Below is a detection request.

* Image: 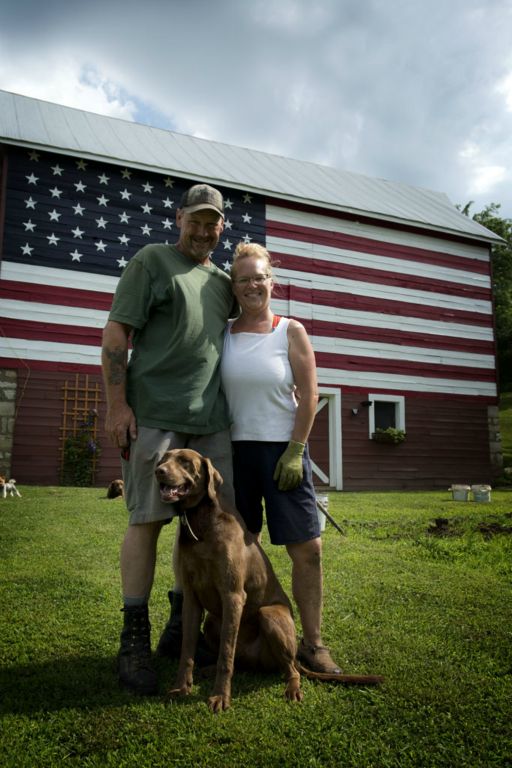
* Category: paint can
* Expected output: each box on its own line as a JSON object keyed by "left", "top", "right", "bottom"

{"left": 316, "top": 494, "right": 328, "bottom": 532}
{"left": 471, "top": 484, "right": 492, "bottom": 503}
{"left": 450, "top": 484, "right": 471, "bottom": 502}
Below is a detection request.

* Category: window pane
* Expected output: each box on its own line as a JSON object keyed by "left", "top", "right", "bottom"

{"left": 374, "top": 401, "right": 396, "bottom": 430}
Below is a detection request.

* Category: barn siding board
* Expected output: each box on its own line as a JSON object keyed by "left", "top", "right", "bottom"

{"left": 10, "top": 369, "right": 120, "bottom": 487}
{"left": 342, "top": 393, "right": 493, "bottom": 490}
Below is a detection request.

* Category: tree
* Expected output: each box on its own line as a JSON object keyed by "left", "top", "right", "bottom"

{"left": 460, "top": 203, "right": 512, "bottom": 391}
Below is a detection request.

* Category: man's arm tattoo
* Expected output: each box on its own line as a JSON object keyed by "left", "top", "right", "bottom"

{"left": 105, "top": 347, "right": 127, "bottom": 385}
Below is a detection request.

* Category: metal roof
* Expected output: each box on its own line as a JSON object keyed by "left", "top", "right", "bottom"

{"left": 0, "top": 89, "right": 501, "bottom": 243}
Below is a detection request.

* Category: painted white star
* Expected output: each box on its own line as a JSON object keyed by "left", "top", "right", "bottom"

{"left": 51, "top": 164, "right": 64, "bottom": 176}
{"left": 222, "top": 260, "right": 232, "bottom": 272}
{"left": 141, "top": 203, "right": 152, "bottom": 215}
{"left": 98, "top": 173, "right": 110, "bottom": 185}
{"left": 96, "top": 217, "right": 108, "bottom": 229}
{"left": 73, "top": 203, "right": 85, "bottom": 216}
{"left": 48, "top": 209, "right": 61, "bottom": 222}
{"left": 74, "top": 180, "right": 87, "bottom": 193}
{"left": 162, "top": 197, "right": 174, "bottom": 209}
{"left": 26, "top": 173, "right": 38, "bottom": 185}
{"left": 143, "top": 182, "right": 154, "bottom": 193}
{"left": 97, "top": 195, "right": 109, "bottom": 206}
{"left": 117, "top": 256, "right": 129, "bottom": 268}
{"left": 47, "top": 233, "right": 59, "bottom": 246}
{"left": 21, "top": 243, "right": 34, "bottom": 255}
{"left": 28, "top": 151, "right": 40, "bottom": 162}
{"left": 23, "top": 220, "right": 36, "bottom": 232}
{"left": 224, "top": 218, "right": 233, "bottom": 230}
{"left": 72, "top": 226, "right": 85, "bottom": 239}
{"left": 50, "top": 187, "right": 63, "bottom": 198}
{"left": 141, "top": 224, "right": 152, "bottom": 236}
{"left": 223, "top": 239, "right": 233, "bottom": 250}
{"left": 70, "top": 249, "right": 82, "bottom": 262}
{"left": 242, "top": 234, "right": 253, "bottom": 244}
{"left": 243, "top": 194, "right": 253, "bottom": 204}
{"left": 76, "top": 160, "right": 87, "bottom": 170}
{"left": 161, "top": 218, "right": 173, "bottom": 230}
{"left": 164, "top": 177, "right": 174, "bottom": 188}
{"left": 121, "top": 168, "right": 132, "bottom": 179}
{"left": 242, "top": 213, "right": 252, "bottom": 223}
{"left": 95, "top": 240, "right": 107, "bottom": 252}
{"left": 118, "top": 234, "right": 130, "bottom": 245}
{"left": 224, "top": 198, "right": 233, "bottom": 210}
{"left": 120, "top": 189, "right": 131, "bottom": 200}
{"left": 25, "top": 197, "right": 37, "bottom": 209}
{"left": 119, "top": 211, "right": 131, "bottom": 224}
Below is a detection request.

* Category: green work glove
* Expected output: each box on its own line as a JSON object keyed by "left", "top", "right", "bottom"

{"left": 273, "top": 440, "right": 305, "bottom": 491}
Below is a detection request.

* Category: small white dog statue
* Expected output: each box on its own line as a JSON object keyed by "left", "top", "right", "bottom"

{"left": 2, "top": 479, "right": 22, "bottom": 498}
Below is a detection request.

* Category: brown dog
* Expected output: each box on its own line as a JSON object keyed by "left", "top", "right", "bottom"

{"left": 107, "top": 479, "right": 124, "bottom": 499}
{"left": 155, "top": 448, "right": 303, "bottom": 712}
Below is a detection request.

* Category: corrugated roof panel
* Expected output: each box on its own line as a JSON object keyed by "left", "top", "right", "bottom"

{"left": 0, "top": 89, "right": 501, "bottom": 243}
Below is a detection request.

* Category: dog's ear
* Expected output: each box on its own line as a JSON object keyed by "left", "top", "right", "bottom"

{"left": 202, "top": 457, "right": 223, "bottom": 501}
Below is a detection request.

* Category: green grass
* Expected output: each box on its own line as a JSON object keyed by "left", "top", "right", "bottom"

{"left": 1, "top": 487, "right": 512, "bottom": 767}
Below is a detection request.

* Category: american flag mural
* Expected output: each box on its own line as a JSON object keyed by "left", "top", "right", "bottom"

{"left": 0, "top": 146, "right": 497, "bottom": 403}
{"left": 0, "top": 147, "right": 265, "bottom": 371}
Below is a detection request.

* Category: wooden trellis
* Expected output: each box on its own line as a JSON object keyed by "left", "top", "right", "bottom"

{"left": 59, "top": 373, "right": 101, "bottom": 484}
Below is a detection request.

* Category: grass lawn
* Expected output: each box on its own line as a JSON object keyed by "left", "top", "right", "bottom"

{"left": 1, "top": 486, "right": 511, "bottom": 767}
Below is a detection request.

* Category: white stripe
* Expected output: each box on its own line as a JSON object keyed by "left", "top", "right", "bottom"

{"left": 310, "top": 336, "right": 495, "bottom": 369}
{"left": 0, "top": 337, "right": 100, "bottom": 365}
{"left": 267, "top": 205, "right": 490, "bottom": 262}
{"left": 274, "top": 267, "right": 492, "bottom": 315}
{"left": 271, "top": 299, "right": 494, "bottom": 341}
{"left": 1, "top": 299, "right": 108, "bottom": 327}
{"left": 316, "top": 367, "right": 497, "bottom": 398}
{"left": 267, "top": 235, "right": 491, "bottom": 289}
{"left": 1, "top": 260, "right": 119, "bottom": 293}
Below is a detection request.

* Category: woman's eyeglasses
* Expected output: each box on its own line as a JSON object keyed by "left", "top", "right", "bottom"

{"left": 232, "top": 275, "right": 271, "bottom": 286}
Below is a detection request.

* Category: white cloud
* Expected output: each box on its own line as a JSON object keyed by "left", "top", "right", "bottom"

{"left": 468, "top": 165, "right": 507, "bottom": 195}
{"left": 0, "top": 55, "right": 137, "bottom": 120}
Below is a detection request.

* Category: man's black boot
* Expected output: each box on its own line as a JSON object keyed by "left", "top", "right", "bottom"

{"left": 156, "top": 590, "right": 217, "bottom": 666}
{"left": 156, "top": 590, "right": 183, "bottom": 658}
{"left": 118, "top": 605, "right": 158, "bottom": 695}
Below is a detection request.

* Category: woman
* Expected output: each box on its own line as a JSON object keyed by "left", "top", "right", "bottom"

{"left": 221, "top": 242, "right": 341, "bottom": 674}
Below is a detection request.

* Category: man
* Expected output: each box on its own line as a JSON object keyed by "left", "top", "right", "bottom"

{"left": 102, "top": 183, "right": 236, "bottom": 695}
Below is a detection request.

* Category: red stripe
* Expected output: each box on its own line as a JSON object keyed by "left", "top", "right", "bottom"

{"left": 0, "top": 317, "right": 102, "bottom": 346}
{"left": 314, "top": 351, "right": 496, "bottom": 382}
{"left": 300, "top": 317, "right": 494, "bottom": 354}
{"left": 0, "top": 279, "right": 114, "bottom": 310}
{"left": 267, "top": 217, "right": 490, "bottom": 273}
{"left": 281, "top": 284, "right": 491, "bottom": 326}
{"left": 272, "top": 251, "right": 491, "bottom": 300}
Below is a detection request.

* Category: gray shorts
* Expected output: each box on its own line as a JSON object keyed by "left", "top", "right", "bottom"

{"left": 122, "top": 426, "right": 234, "bottom": 525}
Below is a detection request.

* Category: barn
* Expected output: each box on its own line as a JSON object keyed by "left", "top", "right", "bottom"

{"left": 0, "top": 89, "right": 502, "bottom": 491}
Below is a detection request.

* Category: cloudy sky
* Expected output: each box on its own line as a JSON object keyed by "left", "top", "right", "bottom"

{"left": 1, "top": 0, "right": 511, "bottom": 218}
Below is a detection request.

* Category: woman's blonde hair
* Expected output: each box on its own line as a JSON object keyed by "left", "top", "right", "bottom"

{"left": 231, "top": 242, "right": 275, "bottom": 280}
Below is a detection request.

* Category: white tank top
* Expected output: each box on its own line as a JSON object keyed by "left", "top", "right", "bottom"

{"left": 221, "top": 317, "right": 297, "bottom": 441}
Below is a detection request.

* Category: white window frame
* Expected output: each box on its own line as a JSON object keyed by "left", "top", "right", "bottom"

{"left": 368, "top": 394, "right": 405, "bottom": 439}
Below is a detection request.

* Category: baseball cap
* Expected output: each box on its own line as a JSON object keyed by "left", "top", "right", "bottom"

{"left": 179, "top": 183, "right": 224, "bottom": 218}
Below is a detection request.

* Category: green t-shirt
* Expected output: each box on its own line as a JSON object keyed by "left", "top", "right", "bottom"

{"left": 108, "top": 243, "right": 236, "bottom": 433}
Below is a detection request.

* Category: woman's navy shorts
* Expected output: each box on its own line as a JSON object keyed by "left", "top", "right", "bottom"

{"left": 232, "top": 441, "right": 320, "bottom": 545}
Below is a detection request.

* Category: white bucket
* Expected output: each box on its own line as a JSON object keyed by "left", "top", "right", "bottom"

{"left": 316, "top": 494, "right": 328, "bottom": 532}
{"left": 450, "top": 484, "right": 471, "bottom": 502}
{"left": 471, "top": 484, "right": 492, "bottom": 503}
